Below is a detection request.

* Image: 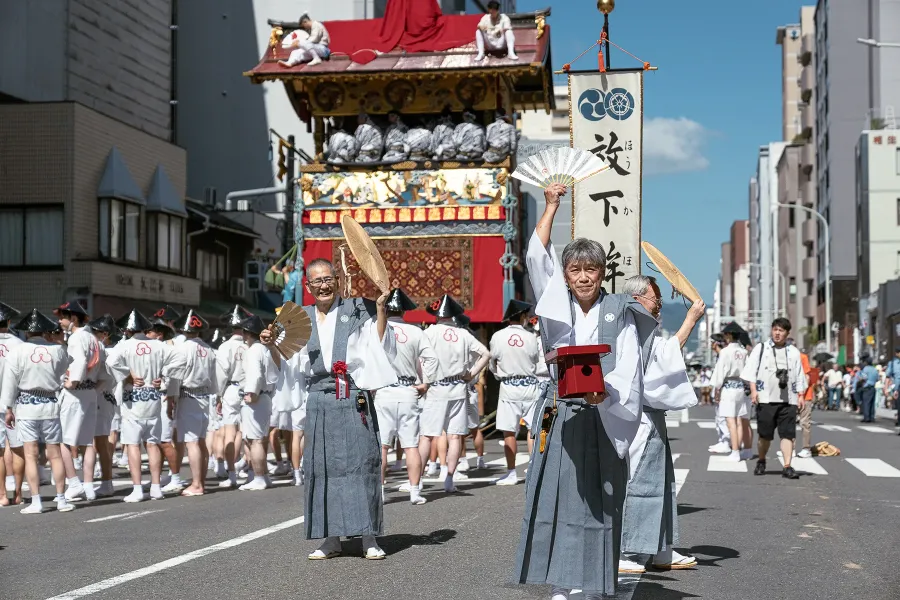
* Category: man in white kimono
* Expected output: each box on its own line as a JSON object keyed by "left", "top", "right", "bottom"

{"left": 278, "top": 13, "right": 331, "bottom": 67}
{"left": 268, "top": 308, "right": 305, "bottom": 487}
{"left": 86, "top": 315, "right": 120, "bottom": 499}
{"left": 236, "top": 315, "right": 278, "bottom": 492}
{"left": 515, "top": 183, "right": 702, "bottom": 599}
{"left": 421, "top": 295, "right": 490, "bottom": 494}
{"left": 405, "top": 121, "right": 433, "bottom": 162}
{"left": 374, "top": 288, "right": 438, "bottom": 505}
{"left": 707, "top": 333, "right": 732, "bottom": 454}
{"left": 355, "top": 113, "right": 384, "bottom": 163}
{"left": 55, "top": 301, "right": 103, "bottom": 503}
{"left": 2, "top": 310, "right": 74, "bottom": 514}
{"left": 264, "top": 258, "right": 396, "bottom": 560}
{"left": 475, "top": 1, "right": 518, "bottom": 61}
{"left": 381, "top": 111, "right": 410, "bottom": 163}
{"left": 0, "top": 301, "right": 25, "bottom": 507}
{"left": 326, "top": 119, "right": 359, "bottom": 164}
{"left": 171, "top": 310, "right": 218, "bottom": 496}
{"left": 620, "top": 275, "right": 703, "bottom": 574}
{"left": 489, "top": 299, "right": 541, "bottom": 486}
{"left": 215, "top": 307, "right": 251, "bottom": 489}
{"left": 711, "top": 322, "right": 752, "bottom": 462}
{"left": 432, "top": 108, "right": 458, "bottom": 161}
{"left": 107, "top": 310, "right": 186, "bottom": 503}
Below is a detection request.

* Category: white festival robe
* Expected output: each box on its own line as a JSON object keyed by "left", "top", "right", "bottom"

{"left": 489, "top": 324, "right": 541, "bottom": 404}
{"left": 527, "top": 232, "right": 691, "bottom": 458}
{"left": 423, "top": 323, "right": 489, "bottom": 403}
{"left": 173, "top": 338, "right": 218, "bottom": 420}
{"left": 107, "top": 334, "right": 186, "bottom": 421}
{"left": 296, "top": 300, "right": 398, "bottom": 391}
{"left": 0, "top": 339, "right": 70, "bottom": 420}
{"left": 272, "top": 353, "right": 304, "bottom": 415}
{"left": 215, "top": 334, "right": 247, "bottom": 408}
{"left": 377, "top": 317, "right": 439, "bottom": 403}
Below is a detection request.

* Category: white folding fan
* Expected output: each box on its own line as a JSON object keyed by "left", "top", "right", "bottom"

{"left": 511, "top": 147, "right": 611, "bottom": 188}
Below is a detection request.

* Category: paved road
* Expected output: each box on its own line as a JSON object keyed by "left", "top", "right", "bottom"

{"left": 2, "top": 405, "right": 898, "bottom": 599}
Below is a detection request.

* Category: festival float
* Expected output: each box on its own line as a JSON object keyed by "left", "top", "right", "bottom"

{"left": 244, "top": 0, "right": 555, "bottom": 323}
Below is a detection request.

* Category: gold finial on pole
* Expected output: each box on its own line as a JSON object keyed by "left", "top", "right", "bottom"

{"left": 597, "top": 0, "right": 615, "bottom": 15}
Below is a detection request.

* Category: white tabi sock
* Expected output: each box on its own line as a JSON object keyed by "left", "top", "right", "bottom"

{"left": 439, "top": 465, "right": 448, "bottom": 479}
{"left": 66, "top": 476, "right": 81, "bottom": 487}
{"left": 550, "top": 587, "right": 570, "bottom": 600}
{"left": 293, "top": 468, "right": 302, "bottom": 480}
{"left": 361, "top": 535, "right": 381, "bottom": 551}
{"left": 132, "top": 484, "right": 143, "bottom": 495}
{"left": 149, "top": 484, "right": 162, "bottom": 495}
{"left": 5, "top": 475, "right": 15, "bottom": 488}
{"left": 31, "top": 495, "right": 44, "bottom": 509}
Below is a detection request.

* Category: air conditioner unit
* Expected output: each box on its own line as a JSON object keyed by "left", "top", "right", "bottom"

{"left": 245, "top": 261, "right": 266, "bottom": 292}
{"left": 229, "top": 278, "right": 245, "bottom": 298}
{"left": 204, "top": 186, "right": 218, "bottom": 208}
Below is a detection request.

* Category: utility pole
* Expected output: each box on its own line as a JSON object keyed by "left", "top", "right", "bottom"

{"left": 283, "top": 134, "right": 296, "bottom": 258}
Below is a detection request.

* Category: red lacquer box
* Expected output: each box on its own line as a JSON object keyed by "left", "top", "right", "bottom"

{"left": 544, "top": 345, "right": 612, "bottom": 399}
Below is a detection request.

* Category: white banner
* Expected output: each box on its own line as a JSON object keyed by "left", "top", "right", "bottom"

{"left": 570, "top": 71, "right": 643, "bottom": 293}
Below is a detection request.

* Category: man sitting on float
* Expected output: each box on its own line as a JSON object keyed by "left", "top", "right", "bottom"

{"left": 279, "top": 13, "right": 331, "bottom": 68}
{"left": 475, "top": 1, "right": 518, "bottom": 62}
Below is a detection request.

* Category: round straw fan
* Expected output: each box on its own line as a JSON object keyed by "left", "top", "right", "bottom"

{"left": 341, "top": 215, "right": 390, "bottom": 294}
{"left": 641, "top": 241, "right": 701, "bottom": 303}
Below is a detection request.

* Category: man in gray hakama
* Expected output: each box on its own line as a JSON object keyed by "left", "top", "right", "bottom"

{"left": 514, "top": 183, "right": 704, "bottom": 600}
{"left": 619, "top": 275, "right": 703, "bottom": 573}
{"left": 453, "top": 111, "right": 486, "bottom": 161}
{"left": 270, "top": 258, "right": 396, "bottom": 560}
{"left": 354, "top": 113, "right": 384, "bottom": 163}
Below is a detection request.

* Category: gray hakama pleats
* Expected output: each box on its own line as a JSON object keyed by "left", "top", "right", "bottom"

{"left": 302, "top": 298, "right": 384, "bottom": 540}
{"left": 621, "top": 408, "right": 677, "bottom": 555}
{"left": 514, "top": 390, "right": 627, "bottom": 595}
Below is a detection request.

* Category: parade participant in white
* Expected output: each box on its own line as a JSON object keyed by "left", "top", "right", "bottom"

{"left": 483, "top": 108, "right": 518, "bottom": 163}
{"left": 431, "top": 108, "right": 458, "bottom": 161}
{"left": 514, "top": 183, "right": 695, "bottom": 599}
{"left": 284, "top": 258, "right": 397, "bottom": 561}
{"left": 707, "top": 334, "right": 732, "bottom": 454}
{"left": 215, "top": 306, "right": 251, "bottom": 489}
{"left": 741, "top": 317, "right": 807, "bottom": 480}
{"left": 145, "top": 318, "right": 186, "bottom": 491}
{"left": 711, "top": 323, "right": 752, "bottom": 461}
{"left": 374, "top": 289, "right": 438, "bottom": 505}
{"left": 0, "top": 301, "right": 25, "bottom": 507}
{"left": 269, "top": 328, "right": 305, "bottom": 487}
{"left": 421, "top": 295, "right": 490, "bottom": 493}
{"left": 107, "top": 310, "right": 186, "bottom": 502}
{"left": 490, "top": 299, "right": 541, "bottom": 486}
{"left": 475, "top": 1, "right": 518, "bottom": 61}
{"left": 382, "top": 111, "right": 410, "bottom": 162}
{"left": 234, "top": 315, "right": 277, "bottom": 491}
{"left": 453, "top": 111, "right": 486, "bottom": 161}
{"left": 355, "top": 113, "right": 384, "bottom": 163}
{"left": 86, "top": 315, "right": 121, "bottom": 499}
{"left": 619, "top": 275, "right": 702, "bottom": 574}
{"left": 54, "top": 301, "right": 102, "bottom": 502}
{"left": 326, "top": 119, "right": 359, "bottom": 164}
{"left": 171, "top": 311, "right": 218, "bottom": 496}
{"left": 278, "top": 13, "right": 331, "bottom": 67}
{"left": 1, "top": 310, "right": 74, "bottom": 514}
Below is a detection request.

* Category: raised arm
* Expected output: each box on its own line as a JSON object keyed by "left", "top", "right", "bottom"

{"left": 675, "top": 299, "right": 706, "bottom": 349}
{"left": 535, "top": 183, "right": 566, "bottom": 249}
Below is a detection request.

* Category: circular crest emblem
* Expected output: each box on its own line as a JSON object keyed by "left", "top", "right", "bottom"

{"left": 604, "top": 313, "right": 615, "bottom": 323}
{"left": 340, "top": 315, "right": 350, "bottom": 323}
{"left": 604, "top": 88, "right": 635, "bottom": 120}
{"left": 577, "top": 88, "right": 607, "bottom": 121}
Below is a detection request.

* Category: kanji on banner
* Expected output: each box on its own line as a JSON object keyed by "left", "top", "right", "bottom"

{"left": 569, "top": 70, "right": 643, "bottom": 293}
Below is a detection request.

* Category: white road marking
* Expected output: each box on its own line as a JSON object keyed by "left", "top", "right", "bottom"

{"left": 779, "top": 456, "right": 828, "bottom": 475}
{"left": 665, "top": 419, "right": 680, "bottom": 428}
{"left": 84, "top": 512, "right": 139, "bottom": 523}
{"left": 45, "top": 516, "right": 306, "bottom": 600}
{"left": 858, "top": 425, "right": 892, "bottom": 433}
{"left": 707, "top": 455, "right": 748, "bottom": 473}
{"left": 681, "top": 408, "right": 690, "bottom": 423}
{"left": 820, "top": 424, "right": 852, "bottom": 432}
{"left": 121, "top": 510, "right": 166, "bottom": 520}
{"left": 674, "top": 468, "right": 689, "bottom": 496}
{"left": 671, "top": 453, "right": 681, "bottom": 463}
{"left": 696, "top": 422, "right": 717, "bottom": 429}
{"left": 846, "top": 458, "right": 900, "bottom": 478}
{"left": 750, "top": 421, "right": 758, "bottom": 430}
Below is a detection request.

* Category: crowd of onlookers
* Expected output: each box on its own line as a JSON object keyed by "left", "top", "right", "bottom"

{"left": 816, "top": 355, "right": 899, "bottom": 418}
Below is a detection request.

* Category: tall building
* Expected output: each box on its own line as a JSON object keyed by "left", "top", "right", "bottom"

{"left": 776, "top": 24, "right": 803, "bottom": 141}
{"left": 720, "top": 242, "right": 733, "bottom": 324}
{"left": 813, "top": 0, "right": 870, "bottom": 344}
{"left": 856, "top": 130, "right": 900, "bottom": 297}
{"left": 750, "top": 143, "right": 788, "bottom": 339}
{"left": 776, "top": 145, "right": 802, "bottom": 331}
{"left": 0, "top": 0, "right": 201, "bottom": 315}
{"left": 731, "top": 220, "right": 751, "bottom": 331}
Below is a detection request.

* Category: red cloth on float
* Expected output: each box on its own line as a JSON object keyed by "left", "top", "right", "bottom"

{"left": 324, "top": 0, "right": 480, "bottom": 64}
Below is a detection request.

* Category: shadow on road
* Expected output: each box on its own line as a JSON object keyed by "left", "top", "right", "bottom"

{"left": 688, "top": 544, "right": 740, "bottom": 568}
{"left": 632, "top": 582, "right": 701, "bottom": 599}
{"left": 379, "top": 528, "right": 457, "bottom": 555}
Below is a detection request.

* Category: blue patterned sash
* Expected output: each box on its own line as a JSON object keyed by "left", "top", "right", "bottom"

{"left": 124, "top": 387, "right": 161, "bottom": 403}
{"left": 16, "top": 389, "right": 59, "bottom": 405}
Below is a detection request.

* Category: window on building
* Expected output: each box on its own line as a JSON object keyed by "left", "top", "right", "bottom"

{"left": 196, "top": 249, "right": 226, "bottom": 291}
{"left": 147, "top": 213, "right": 183, "bottom": 273}
{"left": 99, "top": 199, "right": 140, "bottom": 263}
{"left": 0, "top": 207, "right": 65, "bottom": 267}
{"left": 789, "top": 207, "right": 795, "bottom": 228}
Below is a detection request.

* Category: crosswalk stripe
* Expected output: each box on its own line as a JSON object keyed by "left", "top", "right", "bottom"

{"left": 696, "top": 422, "right": 717, "bottom": 429}
{"left": 858, "top": 425, "right": 893, "bottom": 433}
{"left": 707, "top": 455, "right": 748, "bottom": 473}
{"left": 778, "top": 456, "right": 828, "bottom": 475}
{"left": 819, "top": 424, "right": 852, "bottom": 432}
{"left": 673, "top": 468, "right": 689, "bottom": 496}
{"left": 665, "top": 420, "right": 680, "bottom": 428}
{"left": 680, "top": 408, "right": 690, "bottom": 423}
{"left": 846, "top": 458, "right": 900, "bottom": 478}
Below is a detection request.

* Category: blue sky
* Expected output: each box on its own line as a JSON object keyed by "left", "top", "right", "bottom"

{"left": 519, "top": 0, "right": 810, "bottom": 301}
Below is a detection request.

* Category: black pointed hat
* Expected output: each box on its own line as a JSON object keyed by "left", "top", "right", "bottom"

{"left": 0, "top": 301, "right": 21, "bottom": 323}
{"left": 152, "top": 305, "right": 181, "bottom": 322}
{"left": 451, "top": 313, "right": 471, "bottom": 329}
{"left": 221, "top": 304, "right": 254, "bottom": 327}
{"left": 149, "top": 318, "right": 175, "bottom": 340}
{"left": 721, "top": 322, "right": 746, "bottom": 336}
{"left": 176, "top": 309, "right": 209, "bottom": 333}
{"left": 116, "top": 310, "right": 152, "bottom": 333}
{"left": 88, "top": 314, "right": 118, "bottom": 335}
{"left": 15, "top": 309, "right": 58, "bottom": 335}
{"left": 237, "top": 314, "right": 265, "bottom": 336}
{"left": 426, "top": 294, "right": 465, "bottom": 319}
{"left": 386, "top": 288, "right": 418, "bottom": 314}
{"left": 55, "top": 300, "right": 89, "bottom": 317}
{"left": 503, "top": 299, "right": 532, "bottom": 322}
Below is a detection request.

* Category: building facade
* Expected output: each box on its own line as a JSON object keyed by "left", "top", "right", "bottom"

{"left": 856, "top": 130, "right": 900, "bottom": 297}
{"left": 776, "top": 24, "right": 803, "bottom": 142}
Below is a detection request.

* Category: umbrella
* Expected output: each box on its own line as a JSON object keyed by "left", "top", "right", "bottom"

{"left": 813, "top": 352, "right": 834, "bottom": 363}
